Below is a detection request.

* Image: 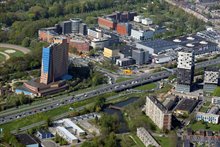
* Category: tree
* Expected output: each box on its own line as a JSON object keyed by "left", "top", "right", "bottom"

{"left": 22, "top": 37, "right": 31, "bottom": 47}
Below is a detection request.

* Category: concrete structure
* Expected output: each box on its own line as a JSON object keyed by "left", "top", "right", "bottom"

{"left": 137, "top": 127, "right": 160, "bottom": 147}
{"left": 145, "top": 96, "right": 172, "bottom": 130}
{"left": 204, "top": 67, "right": 220, "bottom": 92}
{"left": 212, "top": 97, "right": 220, "bottom": 105}
{"left": 63, "top": 118, "right": 86, "bottom": 136}
{"left": 69, "top": 39, "right": 90, "bottom": 53}
{"left": 116, "top": 58, "right": 135, "bottom": 67}
{"left": 88, "top": 28, "right": 103, "bottom": 39}
{"left": 103, "top": 46, "right": 120, "bottom": 58}
{"left": 196, "top": 112, "right": 219, "bottom": 124}
{"left": 134, "top": 15, "right": 144, "bottom": 23}
{"left": 132, "top": 49, "right": 149, "bottom": 65}
{"left": 136, "top": 39, "right": 178, "bottom": 55}
{"left": 130, "top": 29, "right": 154, "bottom": 40}
{"left": 176, "top": 50, "right": 195, "bottom": 93}
{"left": 56, "top": 126, "right": 78, "bottom": 144}
{"left": 16, "top": 134, "right": 39, "bottom": 147}
{"left": 60, "top": 21, "right": 72, "bottom": 35}
{"left": 153, "top": 54, "right": 172, "bottom": 64}
{"left": 79, "top": 23, "right": 87, "bottom": 36}
{"left": 174, "top": 99, "right": 197, "bottom": 115}
{"left": 70, "top": 18, "right": 82, "bottom": 34}
{"left": 141, "top": 18, "right": 153, "bottom": 25}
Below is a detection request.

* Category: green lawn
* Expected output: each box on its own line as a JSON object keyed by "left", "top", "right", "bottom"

{"left": 0, "top": 53, "right": 6, "bottom": 62}
{"left": 213, "top": 86, "right": 220, "bottom": 96}
{"left": 189, "top": 121, "right": 220, "bottom": 131}
{"left": 0, "top": 47, "right": 24, "bottom": 58}
{"left": 199, "top": 106, "right": 208, "bottom": 113}
{"left": 154, "top": 136, "right": 172, "bottom": 147}
{"left": 134, "top": 83, "right": 157, "bottom": 91}
{"left": 203, "top": 101, "right": 211, "bottom": 107}
{"left": 130, "top": 134, "right": 146, "bottom": 147}
{"left": 116, "top": 77, "right": 132, "bottom": 83}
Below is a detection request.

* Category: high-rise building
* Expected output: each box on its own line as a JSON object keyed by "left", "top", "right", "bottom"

{"left": 40, "top": 39, "right": 69, "bottom": 84}
{"left": 70, "top": 18, "right": 82, "bottom": 34}
{"left": 203, "top": 67, "right": 220, "bottom": 92}
{"left": 132, "top": 49, "right": 149, "bottom": 65}
{"left": 60, "top": 21, "right": 72, "bottom": 34}
{"left": 176, "top": 50, "right": 195, "bottom": 93}
{"left": 79, "top": 23, "right": 87, "bottom": 36}
{"left": 145, "top": 96, "right": 172, "bottom": 130}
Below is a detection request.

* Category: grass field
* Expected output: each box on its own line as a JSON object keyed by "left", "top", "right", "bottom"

{"left": 134, "top": 83, "right": 157, "bottom": 91}
{"left": 129, "top": 134, "right": 145, "bottom": 147}
{"left": 0, "top": 53, "right": 6, "bottom": 62}
{"left": 189, "top": 121, "right": 220, "bottom": 131}
{"left": 155, "top": 136, "right": 172, "bottom": 147}
{"left": 116, "top": 77, "right": 132, "bottom": 83}
{"left": 0, "top": 47, "right": 24, "bottom": 60}
{"left": 199, "top": 106, "right": 208, "bottom": 113}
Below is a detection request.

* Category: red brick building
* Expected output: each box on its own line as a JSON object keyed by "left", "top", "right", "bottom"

{"left": 98, "top": 17, "right": 116, "bottom": 30}
{"left": 69, "top": 40, "right": 90, "bottom": 53}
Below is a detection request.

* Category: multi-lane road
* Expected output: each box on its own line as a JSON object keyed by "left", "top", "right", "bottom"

{"left": 0, "top": 57, "right": 220, "bottom": 125}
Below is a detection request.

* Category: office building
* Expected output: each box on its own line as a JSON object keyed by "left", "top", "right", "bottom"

{"left": 70, "top": 18, "right": 82, "bottom": 33}
{"left": 116, "top": 58, "right": 135, "bottom": 67}
{"left": 132, "top": 49, "right": 149, "bottom": 65}
{"left": 203, "top": 67, "right": 220, "bottom": 92}
{"left": 176, "top": 50, "right": 195, "bottom": 92}
{"left": 63, "top": 118, "right": 86, "bottom": 136}
{"left": 141, "top": 18, "right": 153, "bottom": 25}
{"left": 79, "top": 23, "right": 87, "bottom": 35}
{"left": 69, "top": 39, "right": 90, "bottom": 53}
{"left": 153, "top": 54, "right": 173, "bottom": 64}
{"left": 130, "top": 29, "right": 154, "bottom": 40}
{"left": 87, "top": 28, "right": 103, "bottom": 39}
{"left": 196, "top": 112, "right": 219, "bottom": 124}
{"left": 60, "top": 21, "right": 72, "bottom": 35}
{"left": 116, "top": 23, "right": 132, "bottom": 36}
{"left": 212, "top": 97, "right": 220, "bottom": 105}
{"left": 40, "top": 40, "right": 69, "bottom": 84}
{"left": 137, "top": 127, "right": 160, "bottom": 147}
{"left": 56, "top": 126, "right": 78, "bottom": 144}
{"left": 145, "top": 96, "right": 172, "bottom": 130}
{"left": 103, "top": 46, "right": 120, "bottom": 58}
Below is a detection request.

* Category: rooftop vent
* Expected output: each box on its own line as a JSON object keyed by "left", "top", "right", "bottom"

{"left": 173, "top": 39, "right": 181, "bottom": 43}
{"left": 187, "top": 37, "right": 195, "bottom": 40}
{"left": 200, "top": 41, "right": 208, "bottom": 45}
{"left": 186, "top": 43, "right": 194, "bottom": 47}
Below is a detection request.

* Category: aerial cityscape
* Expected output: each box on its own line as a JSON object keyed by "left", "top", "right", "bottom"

{"left": 0, "top": 0, "right": 220, "bottom": 147}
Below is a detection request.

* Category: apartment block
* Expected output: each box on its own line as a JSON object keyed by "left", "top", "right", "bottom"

{"left": 204, "top": 67, "right": 220, "bottom": 92}
{"left": 145, "top": 96, "right": 172, "bottom": 130}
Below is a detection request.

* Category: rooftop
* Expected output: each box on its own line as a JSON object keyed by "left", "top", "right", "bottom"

{"left": 175, "top": 99, "right": 198, "bottom": 112}
{"left": 16, "top": 134, "right": 39, "bottom": 145}
{"left": 147, "top": 96, "right": 168, "bottom": 112}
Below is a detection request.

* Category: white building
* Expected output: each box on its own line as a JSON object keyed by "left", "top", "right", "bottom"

{"left": 130, "top": 29, "right": 154, "bottom": 40}
{"left": 212, "top": 97, "right": 220, "bottom": 105}
{"left": 56, "top": 126, "right": 78, "bottom": 144}
{"left": 63, "top": 118, "right": 86, "bottom": 136}
{"left": 88, "top": 28, "right": 102, "bottom": 39}
{"left": 153, "top": 54, "right": 172, "bottom": 64}
{"left": 196, "top": 112, "right": 219, "bottom": 124}
{"left": 134, "top": 15, "right": 144, "bottom": 23}
{"left": 141, "top": 18, "right": 153, "bottom": 25}
{"left": 91, "top": 38, "right": 109, "bottom": 49}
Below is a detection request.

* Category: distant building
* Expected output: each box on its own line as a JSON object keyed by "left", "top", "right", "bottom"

{"left": 197, "top": 28, "right": 220, "bottom": 45}
{"left": 134, "top": 15, "right": 144, "bottom": 23}
{"left": 36, "top": 130, "right": 53, "bottom": 139}
{"left": 130, "top": 29, "right": 154, "bottom": 40}
{"left": 56, "top": 126, "right": 78, "bottom": 144}
{"left": 116, "top": 23, "right": 132, "bottom": 36}
{"left": 38, "top": 28, "right": 59, "bottom": 43}
{"left": 145, "top": 96, "right": 172, "bottom": 130}
{"left": 196, "top": 112, "right": 219, "bottom": 124}
{"left": 141, "top": 18, "right": 153, "bottom": 25}
{"left": 153, "top": 54, "right": 173, "bottom": 64}
{"left": 79, "top": 23, "right": 87, "bottom": 36}
{"left": 88, "top": 28, "right": 103, "bottom": 39}
{"left": 212, "top": 97, "right": 220, "bottom": 105}
{"left": 69, "top": 40, "right": 90, "bottom": 53}
{"left": 203, "top": 67, "right": 220, "bottom": 92}
{"left": 132, "top": 49, "right": 149, "bottom": 65}
{"left": 137, "top": 127, "right": 160, "bottom": 147}
{"left": 60, "top": 21, "right": 72, "bottom": 35}
{"left": 176, "top": 50, "right": 195, "bottom": 93}
{"left": 136, "top": 39, "right": 178, "bottom": 55}
{"left": 16, "top": 134, "right": 39, "bottom": 147}
{"left": 174, "top": 99, "right": 197, "bottom": 115}
{"left": 63, "top": 118, "right": 86, "bottom": 136}
{"left": 70, "top": 18, "right": 82, "bottom": 34}
{"left": 116, "top": 58, "right": 135, "bottom": 67}
{"left": 103, "top": 46, "right": 120, "bottom": 58}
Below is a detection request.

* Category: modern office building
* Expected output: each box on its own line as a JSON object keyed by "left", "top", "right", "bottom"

{"left": 79, "top": 23, "right": 87, "bottom": 36}
{"left": 176, "top": 50, "right": 195, "bottom": 93}
{"left": 145, "top": 96, "right": 172, "bottom": 130}
{"left": 203, "top": 67, "right": 220, "bottom": 92}
{"left": 40, "top": 40, "right": 69, "bottom": 84}
{"left": 132, "top": 49, "right": 149, "bottom": 65}
{"left": 137, "top": 127, "right": 160, "bottom": 147}
{"left": 70, "top": 18, "right": 82, "bottom": 33}
{"left": 103, "top": 46, "right": 120, "bottom": 58}
{"left": 60, "top": 21, "right": 72, "bottom": 35}
{"left": 130, "top": 29, "right": 154, "bottom": 40}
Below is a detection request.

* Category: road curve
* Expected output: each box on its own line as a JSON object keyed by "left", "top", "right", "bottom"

{"left": 0, "top": 43, "right": 30, "bottom": 54}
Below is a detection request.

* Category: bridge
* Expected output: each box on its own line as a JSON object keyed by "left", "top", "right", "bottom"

{"left": 109, "top": 105, "right": 123, "bottom": 110}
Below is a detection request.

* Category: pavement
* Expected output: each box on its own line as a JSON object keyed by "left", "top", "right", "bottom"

{"left": 0, "top": 43, "right": 30, "bottom": 54}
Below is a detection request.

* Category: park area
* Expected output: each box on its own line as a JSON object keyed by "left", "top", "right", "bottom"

{"left": 0, "top": 47, "right": 24, "bottom": 63}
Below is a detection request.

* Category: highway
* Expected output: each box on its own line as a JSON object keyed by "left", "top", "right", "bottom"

{"left": 0, "top": 57, "right": 220, "bottom": 125}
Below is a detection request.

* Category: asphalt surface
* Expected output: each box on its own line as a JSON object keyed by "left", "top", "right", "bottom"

{"left": 0, "top": 57, "right": 220, "bottom": 125}
{"left": 0, "top": 43, "right": 30, "bottom": 54}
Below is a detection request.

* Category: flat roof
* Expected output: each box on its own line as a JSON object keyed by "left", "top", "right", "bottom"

{"left": 175, "top": 99, "right": 197, "bottom": 112}
{"left": 16, "top": 134, "right": 38, "bottom": 145}
{"left": 56, "top": 126, "right": 77, "bottom": 140}
{"left": 63, "top": 119, "right": 85, "bottom": 133}
{"left": 137, "top": 39, "right": 178, "bottom": 53}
